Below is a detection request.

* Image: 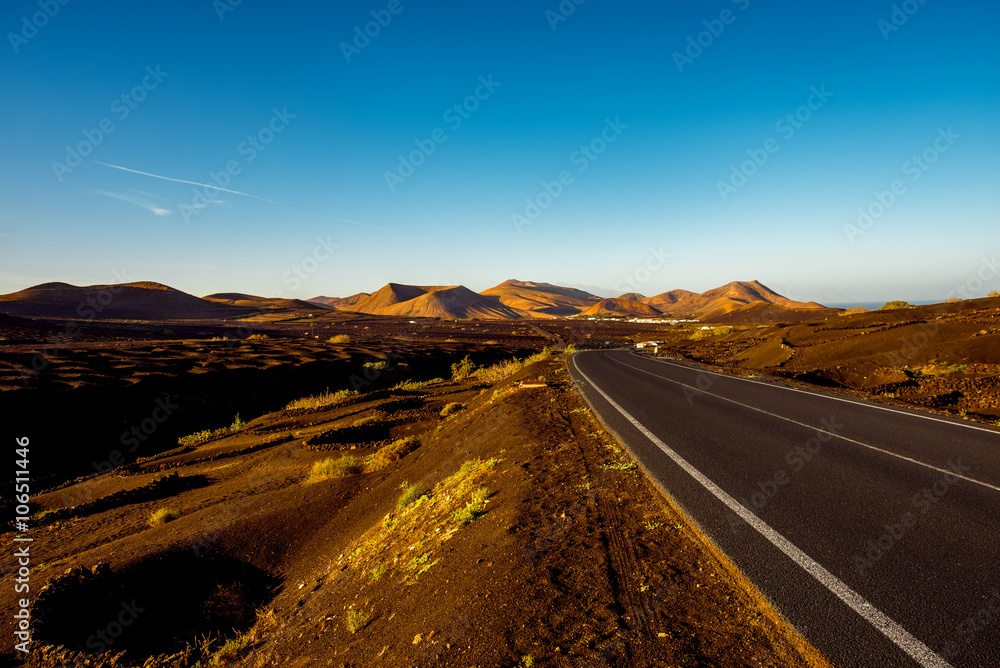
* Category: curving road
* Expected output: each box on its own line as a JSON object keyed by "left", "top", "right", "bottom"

{"left": 570, "top": 349, "right": 1000, "bottom": 668}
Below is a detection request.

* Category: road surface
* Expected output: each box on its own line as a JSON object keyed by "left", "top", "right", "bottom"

{"left": 570, "top": 349, "right": 1000, "bottom": 668}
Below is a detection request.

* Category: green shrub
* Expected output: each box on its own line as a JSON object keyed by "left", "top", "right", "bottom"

{"left": 879, "top": 300, "right": 914, "bottom": 310}
{"left": 367, "top": 437, "right": 419, "bottom": 471}
{"left": 305, "top": 455, "right": 362, "bottom": 484}
{"left": 839, "top": 306, "right": 869, "bottom": 316}
{"left": 148, "top": 508, "right": 177, "bottom": 526}
{"left": 328, "top": 334, "right": 352, "bottom": 344}
{"left": 451, "top": 356, "right": 477, "bottom": 380}
{"left": 440, "top": 402, "right": 463, "bottom": 417}
{"left": 396, "top": 482, "right": 425, "bottom": 510}
{"left": 285, "top": 388, "right": 357, "bottom": 411}
{"left": 344, "top": 608, "right": 372, "bottom": 634}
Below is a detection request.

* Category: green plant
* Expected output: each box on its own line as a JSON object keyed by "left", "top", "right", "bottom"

{"left": 879, "top": 300, "right": 914, "bottom": 310}
{"left": 521, "top": 656, "right": 535, "bottom": 667}
{"left": 305, "top": 455, "right": 362, "bottom": 484}
{"left": 229, "top": 414, "right": 245, "bottom": 431}
{"left": 344, "top": 608, "right": 372, "bottom": 634}
{"left": 564, "top": 343, "right": 576, "bottom": 353}
{"left": 148, "top": 508, "right": 177, "bottom": 526}
{"left": 392, "top": 378, "right": 444, "bottom": 391}
{"left": 362, "top": 360, "right": 389, "bottom": 370}
{"left": 452, "top": 486, "right": 490, "bottom": 526}
{"left": 367, "top": 437, "right": 419, "bottom": 471}
{"left": 451, "top": 355, "right": 477, "bottom": 380}
{"left": 440, "top": 402, "right": 464, "bottom": 417}
{"left": 397, "top": 482, "right": 425, "bottom": 510}
{"left": 369, "top": 566, "right": 386, "bottom": 581}
{"left": 945, "top": 296, "right": 963, "bottom": 304}
{"left": 839, "top": 306, "right": 869, "bottom": 316}
{"left": 285, "top": 388, "right": 357, "bottom": 411}
{"left": 328, "top": 334, "right": 352, "bottom": 344}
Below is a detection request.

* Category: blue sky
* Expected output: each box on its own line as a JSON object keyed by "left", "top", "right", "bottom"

{"left": 1, "top": 0, "right": 997, "bottom": 304}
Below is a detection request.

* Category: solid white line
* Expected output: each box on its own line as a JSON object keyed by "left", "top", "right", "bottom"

{"left": 639, "top": 352, "right": 1000, "bottom": 436}
{"left": 610, "top": 356, "right": 1000, "bottom": 494}
{"left": 571, "top": 355, "right": 954, "bottom": 668}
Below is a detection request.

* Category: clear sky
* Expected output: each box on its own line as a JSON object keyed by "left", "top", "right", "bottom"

{"left": 1, "top": 0, "right": 997, "bottom": 304}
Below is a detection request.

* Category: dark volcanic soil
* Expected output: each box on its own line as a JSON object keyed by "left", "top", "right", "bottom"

{"left": 3, "top": 348, "right": 830, "bottom": 667}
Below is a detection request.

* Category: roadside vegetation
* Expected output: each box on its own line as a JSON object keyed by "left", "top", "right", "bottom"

{"left": 177, "top": 414, "right": 246, "bottom": 446}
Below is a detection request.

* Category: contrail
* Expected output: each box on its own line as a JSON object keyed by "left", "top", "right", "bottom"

{"left": 94, "top": 160, "right": 390, "bottom": 231}
{"left": 94, "top": 161, "right": 283, "bottom": 204}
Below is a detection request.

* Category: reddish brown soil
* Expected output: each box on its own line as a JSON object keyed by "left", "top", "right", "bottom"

{"left": 3, "top": 350, "right": 831, "bottom": 668}
{"left": 659, "top": 297, "right": 1000, "bottom": 423}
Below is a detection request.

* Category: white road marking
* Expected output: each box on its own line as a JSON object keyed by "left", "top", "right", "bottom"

{"left": 642, "top": 353, "right": 1000, "bottom": 436}
{"left": 571, "top": 354, "right": 955, "bottom": 668}
{"left": 610, "top": 355, "right": 1000, "bottom": 493}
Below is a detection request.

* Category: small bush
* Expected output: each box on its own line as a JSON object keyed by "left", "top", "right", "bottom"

{"left": 344, "top": 608, "right": 372, "bottom": 634}
{"left": 564, "top": 343, "right": 576, "bottom": 353}
{"left": 148, "top": 508, "right": 177, "bottom": 526}
{"left": 392, "top": 378, "right": 443, "bottom": 391}
{"left": 306, "top": 455, "right": 362, "bottom": 484}
{"left": 328, "top": 334, "right": 352, "bottom": 344}
{"left": 363, "top": 360, "right": 389, "bottom": 370}
{"left": 839, "top": 306, "right": 869, "bottom": 316}
{"left": 285, "top": 388, "right": 357, "bottom": 411}
{"left": 367, "top": 437, "right": 419, "bottom": 471}
{"left": 879, "top": 300, "right": 914, "bottom": 310}
{"left": 452, "top": 486, "right": 490, "bottom": 526}
{"left": 397, "top": 482, "right": 425, "bottom": 510}
{"left": 945, "top": 296, "right": 963, "bottom": 304}
{"left": 440, "top": 402, "right": 463, "bottom": 418}
{"left": 451, "top": 355, "right": 477, "bottom": 380}
{"left": 989, "top": 290, "right": 1000, "bottom": 298}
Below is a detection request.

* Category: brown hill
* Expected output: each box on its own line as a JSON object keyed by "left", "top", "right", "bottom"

{"left": 698, "top": 301, "right": 841, "bottom": 325}
{"left": 0, "top": 282, "right": 254, "bottom": 320}
{"left": 481, "top": 279, "right": 601, "bottom": 317}
{"left": 646, "top": 281, "right": 824, "bottom": 317}
{"left": 308, "top": 293, "right": 369, "bottom": 309}
{"left": 204, "top": 293, "right": 325, "bottom": 310}
{"left": 579, "top": 298, "right": 663, "bottom": 318}
{"left": 349, "top": 284, "right": 526, "bottom": 320}
{"left": 618, "top": 292, "right": 646, "bottom": 301}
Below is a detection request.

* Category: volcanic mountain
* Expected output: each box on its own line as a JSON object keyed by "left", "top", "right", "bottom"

{"left": 0, "top": 282, "right": 254, "bottom": 320}
{"left": 347, "top": 283, "right": 526, "bottom": 320}
{"left": 308, "top": 293, "right": 369, "bottom": 309}
{"left": 617, "top": 293, "right": 646, "bottom": 301}
{"left": 480, "top": 279, "right": 601, "bottom": 317}
{"left": 579, "top": 298, "right": 663, "bottom": 318}
{"left": 644, "top": 281, "right": 824, "bottom": 317}
{"left": 204, "top": 293, "right": 327, "bottom": 310}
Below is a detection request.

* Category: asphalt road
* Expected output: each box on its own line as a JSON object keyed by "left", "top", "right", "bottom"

{"left": 570, "top": 349, "right": 1000, "bottom": 668}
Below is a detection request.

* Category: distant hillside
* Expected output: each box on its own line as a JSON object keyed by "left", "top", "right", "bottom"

{"left": 348, "top": 284, "right": 526, "bottom": 320}
{"left": 308, "top": 293, "right": 369, "bottom": 309}
{"left": 0, "top": 282, "right": 254, "bottom": 320}
{"left": 699, "top": 301, "right": 842, "bottom": 325}
{"left": 204, "top": 293, "right": 325, "bottom": 310}
{"left": 579, "top": 298, "right": 663, "bottom": 318}
{"left": 617, "top": 292, "right": 646, "bottom": 301}
{"left": 481, "top": 279, "right": 600, "bottom": 317}
{"left": 645, "top": 281, "right": 824, "bottom": 317}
